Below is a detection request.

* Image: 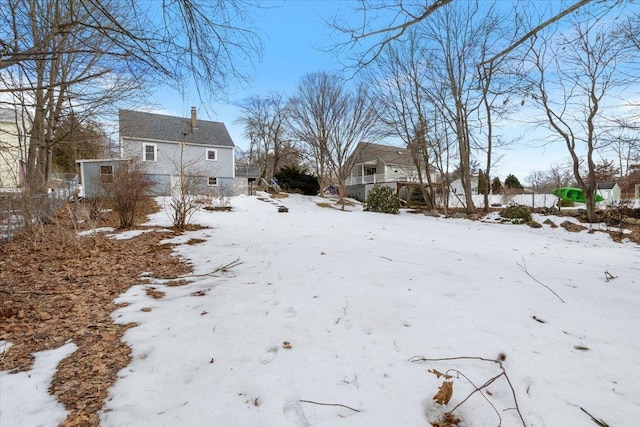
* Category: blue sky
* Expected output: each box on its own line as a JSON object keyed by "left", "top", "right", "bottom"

{"left": 151, "top": 0, "right": 621, "bottom": 182}
{"left": 155, "top": 1, "right": 347, "bottom": 145}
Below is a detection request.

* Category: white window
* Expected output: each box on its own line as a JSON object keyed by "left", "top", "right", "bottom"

{"left": 143, "top": 143, "right": 157, "bottom": 162}
{"left": 206, "top": 148, "right": 217, "bottom": 161}
{"left": 100, "top": 165, "right": 113, "bottom": 183}
{"left": 207, "top": 177, "right": 218, "bottom": 186}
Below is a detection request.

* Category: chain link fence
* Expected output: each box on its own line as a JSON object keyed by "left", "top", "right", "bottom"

{"left": 0, "top": 176, "right": 78, "bottom": 244}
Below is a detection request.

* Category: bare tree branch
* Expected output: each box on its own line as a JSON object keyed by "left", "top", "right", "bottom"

{"left": 299, "top": 399, "right": 362, "bottom": 413}
{"left": 333, "top": 0, "right": 609, "bottom": 71}
{"left": 480, "top": 0, "right": 598, "bottom": 66}
{"left": 517, "top": 257, "right": 565, "bottom": 303}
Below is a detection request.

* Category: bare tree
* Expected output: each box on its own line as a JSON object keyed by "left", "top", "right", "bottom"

{"left": 2, "top": 0, "right": 148, "bottom": 192}
{"left": 526, "top": 165, "right": 576, "bottom": 194}
{"left": 288, "top": 72, "right": 339, "bottom": 195}
{"left": 236, "top": 92, "right": 291, "bottom": 182}
{"left": 169, "top": 141, "right": 209, "bottom": 231}
{"left": 0, "top": 0, "right": 262, "bottom": 192}
{"left": 621, "top": 10, "right": 640, "bottom": 51}
{"left": 332, "top": 0, "right": 602, "bottom": 70}
{"left": 525, "top": 10, "right": 636, "bottom": 221}
{"left": 428, "top": 109, "right": 456, "bottom": 214}
{"left": 415, "top": 1, "right": 505, "bottom": 214}
{"left": 368, "top": 29, "right": 438, "bottom": 209}
{"left": 0, "top": 0, "right": 262, "bottom": 94}
{"left": 327, "top": 81, "right": 381, "bottom": 207}
{"left": 289, "top": 72, "right": 381, "bottom": 205}
{"left": 475, "top": 34, "right": 524, "bottom": 212}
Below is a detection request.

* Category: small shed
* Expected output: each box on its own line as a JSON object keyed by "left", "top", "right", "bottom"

{"left": 76, "top": 158, "right": 130, "bottom": 198}
{"left": 597, "top": 182, "right": 621, "bottom": 205}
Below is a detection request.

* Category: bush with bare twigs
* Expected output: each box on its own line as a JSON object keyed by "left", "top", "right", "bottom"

{"left": 99, "top": 159, "right": 152, "bottom": 229}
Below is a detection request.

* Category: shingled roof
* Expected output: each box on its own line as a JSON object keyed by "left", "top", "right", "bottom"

{"left": 597, "top": 182, "right": 617, "bottom": 190}
{"left": 119, "top": 109, "right": 234, "bottom": 147}
{"left": 350, "top": 142, "right": 415, "bottom": 167}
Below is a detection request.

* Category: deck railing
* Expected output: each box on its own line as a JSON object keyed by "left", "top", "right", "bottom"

{"left": 345, "top": 173, "right": 414, "bottom": 186}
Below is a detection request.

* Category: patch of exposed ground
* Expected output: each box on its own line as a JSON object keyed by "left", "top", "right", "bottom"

{"left": 0, "top": 197, "right": 191, "bottom": 426}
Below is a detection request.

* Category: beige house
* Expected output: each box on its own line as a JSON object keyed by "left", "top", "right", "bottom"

{"left": 0, "top": 108, "right": 25, "bottom": 188}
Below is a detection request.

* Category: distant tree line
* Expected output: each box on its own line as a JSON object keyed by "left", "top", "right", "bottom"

{"left": 237, "top": 1, "right": 639, "bottom": 222}
{"left": 2, "top": 0, "right": 639, "bottom": 224}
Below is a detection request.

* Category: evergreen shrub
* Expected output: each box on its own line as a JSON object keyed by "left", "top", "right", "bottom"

{"left": 364, "top": 185, "right": 399, "bottom": 214}
{"left": 500, "top": 204, "right": 532, "bottom": 224}
{"left": 274, "top": 166, "right": 319, "bottom": 196}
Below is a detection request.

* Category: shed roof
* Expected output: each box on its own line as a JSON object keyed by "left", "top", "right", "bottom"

{"left": 119, "top": 109, "right": 234, "bottom": 147}
{"left": 597, "top": 182, "right": 618, "bottom": 190}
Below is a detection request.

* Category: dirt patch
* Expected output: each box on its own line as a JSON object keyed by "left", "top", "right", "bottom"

{"left": 0, "top": 197, "right": 191, "bottom": 426}
{"left": 560, "top": 220, "right": 588, "bottom": 233}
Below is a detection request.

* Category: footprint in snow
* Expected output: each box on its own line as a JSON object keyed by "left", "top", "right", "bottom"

{"left": 260, "top": 346, "right": 279, "bottom": 364}
{"left": 283, "top": 400, "right": 309, "bottom": 427}
{"left": 283, "top": 305, "right": 297, "bottom": 318}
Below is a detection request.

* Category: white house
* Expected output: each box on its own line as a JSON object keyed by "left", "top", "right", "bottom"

{"left": 345, "top": 142, "right": 440, "bottom": 200}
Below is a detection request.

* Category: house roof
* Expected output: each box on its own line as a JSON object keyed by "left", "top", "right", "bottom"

{"left": 119, "top": 109, "right": 235, "bottom": 147}
{"left": 350, "top": 142, "right": 416, "bottom": 167}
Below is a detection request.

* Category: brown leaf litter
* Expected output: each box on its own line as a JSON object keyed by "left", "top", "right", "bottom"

{"left": 0, "top": 197, "right": 191, "bottom": 426}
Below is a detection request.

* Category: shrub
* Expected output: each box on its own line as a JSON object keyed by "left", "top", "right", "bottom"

{"left": 101, "top": 159, "right": 151, "bottom": 229}
{"left": 274, "top": 166, "right": 319, "bottom": 195}
{"left": 410, "top": 186, "right": 426, "bottom": 205}
{"left": 499, "top": 204, "right": 532, "bottom": 224}
{"left": 364, "top": 185, "right": 399, "bottom": 214}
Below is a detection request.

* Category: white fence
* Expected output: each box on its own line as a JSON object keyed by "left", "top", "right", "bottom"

{"left": 446, "top": 193, "right": 640, "bottom": 209}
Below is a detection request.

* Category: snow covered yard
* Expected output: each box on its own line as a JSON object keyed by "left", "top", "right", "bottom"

{"left": 3, "top": 193, "right": 640, "bottom": 426}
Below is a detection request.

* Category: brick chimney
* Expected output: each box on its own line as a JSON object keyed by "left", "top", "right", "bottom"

{"left": 190, "top": 107, "right": 197, "bottom": 131}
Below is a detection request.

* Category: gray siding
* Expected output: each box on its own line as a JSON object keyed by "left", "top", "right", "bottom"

{"left": 78, "top": 159, "right": 125, "bottom": 198}
{"left": 346, "top": 182, "right": 396, "bottom": 202}
{"left": 121, "top": 138, "right": 234, "bottom": 196}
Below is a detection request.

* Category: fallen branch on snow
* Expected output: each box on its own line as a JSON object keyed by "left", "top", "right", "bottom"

{"left": 410, "top": 354, "right": 526, "bottom": 426}
{"left": 299, "top": 399, "right": 361, "bottom": 412}
{"left": 517, "top": 256, "right": 565, "bottom": 303}
{"left": 580, "top": 406, "right": 610, "bottom": 427}
{"left": 604, "top": 270, "right": 617, "bottom": 282}
{"left": 180, "top": 258, "right": 243, "bottom": 279}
